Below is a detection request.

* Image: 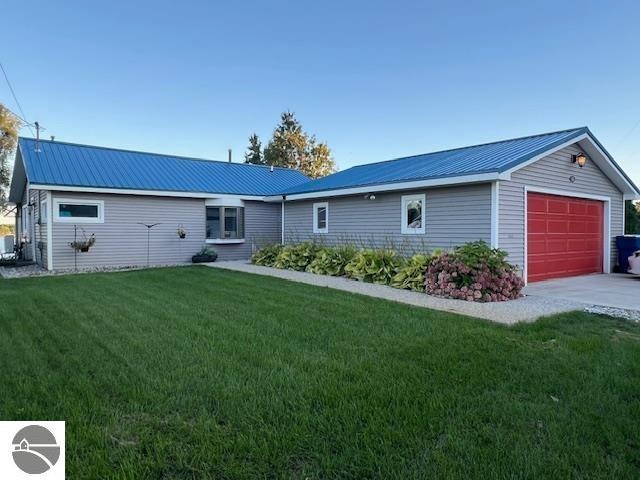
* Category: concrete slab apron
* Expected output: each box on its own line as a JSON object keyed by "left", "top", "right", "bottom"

{"left": 524, "top": 274, "right": 640, "bottom": 311}
{"left": 206, "top": 261, "right": 583, "bottom": 325}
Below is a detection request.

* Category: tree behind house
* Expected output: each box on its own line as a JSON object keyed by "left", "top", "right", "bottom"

{"left": 244, "top": 133, "right": 264, "bottom": 165}
{"left": 245, "top": 111, "right": 336, "bottom": 179}
{"left": 0, "top": 103, "right": 20, "bottom": 211}
{"left": 625, "top": 200, "right": 640, "bottom": 234}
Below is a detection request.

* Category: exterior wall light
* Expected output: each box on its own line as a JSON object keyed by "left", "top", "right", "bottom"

{"left": 571, "top": 153, "right": 587, "bottom": 168}
{"left": 364, "top": 193, "right": 376, "bottom": 200}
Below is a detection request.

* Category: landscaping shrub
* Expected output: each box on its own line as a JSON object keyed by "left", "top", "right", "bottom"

{"left": 391, "top": 252, "right": 440, "bottom": 292}
{"left": 425, "top": 241, "right": 524, "bottom": 302}
{"left": 251, "top": 244, "right": 283, "bottom": 266}
{"left": 251, "top": 240, "right": 524, "bottom": 303}
{"left": 273, "top": 242, "right": 320, "bottom": 271}
{"left": 306, "top": 245, "right": 357, "bottom": 276}
{"left": 344, "top": 249, "right": 403, "bottom": 284}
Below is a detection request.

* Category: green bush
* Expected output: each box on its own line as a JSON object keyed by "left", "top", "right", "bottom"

{"left": 344, "top": 249, "right": 403, "bottom": 284}
{"left": 273, "top": 243, "right": 320, "bottom": 271}
{"left": 306, "top": 245, "right": 357, "bottom": 276}
{"left": 251, "top": 244, "right": 283, "bottom": 266}
{"left": 453, "top": 240, "right": 512, "bottom": 272}
{"left": 391, "top": 251, "right": 440, "bottom": 291}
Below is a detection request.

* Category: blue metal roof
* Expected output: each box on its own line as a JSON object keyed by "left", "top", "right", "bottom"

{"left": 19, "top": 137, "right": 309, "bottom": 196}
{"left": 284, "top": 127, "right": 594, "bottom": 195}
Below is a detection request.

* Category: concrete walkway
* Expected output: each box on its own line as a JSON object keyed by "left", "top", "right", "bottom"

{"left": 524, "top": 274, "right": 640, "bottom": 311}
{"left": 206, "top": 261, "right": 584, "bottom": 325}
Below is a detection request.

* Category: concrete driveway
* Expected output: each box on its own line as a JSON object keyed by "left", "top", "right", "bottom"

{"left": 524, "top": 274, "right": 640, "bottom": 310}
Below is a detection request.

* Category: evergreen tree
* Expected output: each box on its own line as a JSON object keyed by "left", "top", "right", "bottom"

{"left": 244, "top": 133, "right": 264, "bottom": 165}
{"left": 262, "top": 111, "right": 336, "bottom": 178}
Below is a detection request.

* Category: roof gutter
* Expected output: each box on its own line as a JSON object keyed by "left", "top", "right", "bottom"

{"left": 265, "top": 171, "right": 505, "bottom": 202}
{"left": 28, "top": 184, "right": 268, "bottom": 201}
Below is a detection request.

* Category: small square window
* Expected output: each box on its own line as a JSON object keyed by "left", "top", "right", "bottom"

{"left": 313, "top": 202, "right": 328, "bottom": 234}
{"left": 401, "top": 194, "right": 425, "bottom": 234}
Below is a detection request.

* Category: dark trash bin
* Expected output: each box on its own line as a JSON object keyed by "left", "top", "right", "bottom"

{"left": 616, "top": 236, "right": 640, "bottom": 273}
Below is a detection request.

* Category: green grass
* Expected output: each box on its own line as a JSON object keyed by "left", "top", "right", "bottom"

{"left": 1, "top": 267, "right": 639, "bottom": 479}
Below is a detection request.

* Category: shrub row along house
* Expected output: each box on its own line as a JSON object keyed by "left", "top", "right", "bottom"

{"left": 9, "top": 127, "right": 639, "bottom": 282}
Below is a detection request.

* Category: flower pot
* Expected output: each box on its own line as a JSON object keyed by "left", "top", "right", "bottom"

{"left": 179, "top": 234, "right": 186, "bottom": 239}
{"left": 192, "top": 254, "right": 217, "bottom": 263}
{"left": 80, "top": 247, "right": 90, "bottom": 253}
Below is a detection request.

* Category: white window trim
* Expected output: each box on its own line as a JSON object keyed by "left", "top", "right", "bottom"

{"left": 21, "top": 205, "right": 30, "bottom": 241}
{"left": 53, "top": 198, "right": 104, "bottom": 224}
{"left": 205, "top": 198, "right": 245, "bottom": 207}
{"left": 401, "top": 194, "right": 426, "bottom": 234}
{"left": 205, "top": 239, "right": 245, "bottom": 245}
{"left": 313, "top": 202, "right": 329, "bottom": 234}
{"left": 40, "top": 199, "right": 48, "bottom": 223}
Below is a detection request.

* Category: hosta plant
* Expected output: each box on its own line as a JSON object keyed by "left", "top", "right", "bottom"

{"left": 391, "top": 251, "right": 440, "bottom": 292}
{"left": 273, "top": 243, "right": 320, "bottom": 271}
{"left": 251, "top": 244, "right": 283, "bottom": 266}
{"left": 344, "top": 249, "right": 403, "bottom": 284}
{"left": 306, "top": 246, "right": 357, "bottom": 276}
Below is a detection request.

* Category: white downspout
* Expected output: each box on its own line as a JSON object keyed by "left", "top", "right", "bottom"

{"left": 490, "top": 181, "right": 500, "bottom": 248}
{"left": 281, "top": 195, "right": 285, "bottom": 245}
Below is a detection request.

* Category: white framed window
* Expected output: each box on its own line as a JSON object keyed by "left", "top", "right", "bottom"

{"left": 313, "top": 202, "right": 328, "bottom": 234}
{"left": 401, "top": 194, "right": 425, "bottom": 234}
{"left": 206, "top": 206, "right": 245, "bottom": 241}
{"left": 21, "top": 205, "right": 30, "bottom": 241}
{"left": 40, "top": 200, "right": 48, "bottom": 223}
{"left": 204, "top": 198, "right": 245, "bottom": 244}
{"left": 54, "top": 198, "right": 104, "bottom": 223}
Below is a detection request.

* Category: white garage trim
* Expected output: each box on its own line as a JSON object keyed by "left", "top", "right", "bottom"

{"left": 523, "top": 186, "right": 611, "bottom": 284}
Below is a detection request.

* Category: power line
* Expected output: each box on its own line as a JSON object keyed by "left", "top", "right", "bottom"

{"left": 0, "top": 60, "right": 36, "bottom": 137}
{"left": 615, "top": 118, "right": 640, "bottom": 148}
{"left": 1, "top": 103, "right": 35, "bottom": 129}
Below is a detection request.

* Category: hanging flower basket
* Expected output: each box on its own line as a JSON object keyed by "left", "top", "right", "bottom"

{"left": 70, "top": 234, "right": 96, "bottom": 252}
{"left": 177, "top": 226, "right": 187, "bottom": 239}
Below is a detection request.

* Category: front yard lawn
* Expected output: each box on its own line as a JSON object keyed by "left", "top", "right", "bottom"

{"left": 1, "top": 267, "right": 638, "bottom": 479}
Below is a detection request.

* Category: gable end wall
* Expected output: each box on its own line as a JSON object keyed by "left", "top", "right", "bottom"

{"left": 498, "top": 143, "right": 624, "bottom": 272}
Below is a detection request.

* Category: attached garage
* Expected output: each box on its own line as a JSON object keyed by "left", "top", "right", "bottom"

{"left": 526, "top": 192, "right": 604, "bottom": 282}
{"left": 497, "top": 129, "right": 639, "bottom": 284}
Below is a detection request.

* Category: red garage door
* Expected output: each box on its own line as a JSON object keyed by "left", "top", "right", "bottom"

{"left": 527, "top": 192, "right": 603, "bottom": 282}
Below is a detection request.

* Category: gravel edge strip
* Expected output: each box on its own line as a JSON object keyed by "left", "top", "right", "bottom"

{"left": 206, "top": 261, "right": 583, "bottom": 325}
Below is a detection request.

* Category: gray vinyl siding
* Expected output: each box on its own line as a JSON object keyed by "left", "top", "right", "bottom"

{"left": 284, "top": 184, "right": 491, "bottom": 255}
{"left": 34, "top": 190, "right": 48, "bottom": 267}
{"left": 13, "top": 187, "right": 50, "bottom": 268}
{"left": 50, "top": 193, "right": 281, "bottom": 270}
{"left": 17, "top": 185, "right": 42, "bottom": 263}
{"left": 498, "top": 143, "right": 624, "bottom": 272}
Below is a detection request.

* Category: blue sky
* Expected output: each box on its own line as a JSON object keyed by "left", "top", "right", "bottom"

{"left": 2, "top": 1, "right": 639, "bottom": 182}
